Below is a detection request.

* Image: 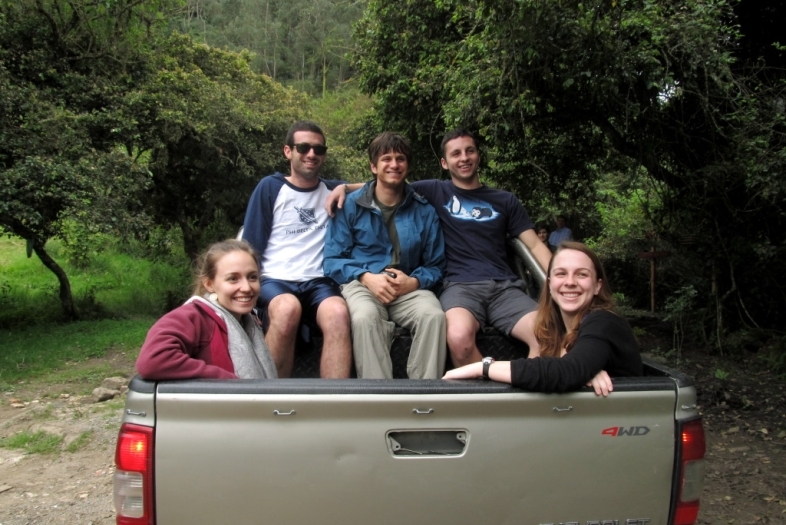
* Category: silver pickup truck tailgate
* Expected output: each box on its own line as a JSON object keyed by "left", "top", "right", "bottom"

{"left": 153, "top": 378, "right": 677, "bottom": 525}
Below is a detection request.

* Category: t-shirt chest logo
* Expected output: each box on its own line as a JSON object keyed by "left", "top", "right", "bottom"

{"left": 444, "top": 195, "right": 499, "bottom": 222}
{"left": 295, "top": 206, "right": 318, "bottom": 224}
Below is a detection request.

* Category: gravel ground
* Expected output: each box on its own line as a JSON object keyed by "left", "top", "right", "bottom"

{"left": 0, "top": 396, "right": 121, "bottom": 525}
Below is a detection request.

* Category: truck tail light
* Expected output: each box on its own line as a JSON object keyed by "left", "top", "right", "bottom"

{"left": 114, "top": 423, "right": 155, "bottom": 525}
{"left": 672, "top": 418, "right": 706, "bottom": 525}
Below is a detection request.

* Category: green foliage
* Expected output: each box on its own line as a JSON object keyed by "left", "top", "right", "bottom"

{"left": 1, "top": 0, "right": 308, "bottom": 320}
{"left": 177, "top": 0, "right": 365, "bottom": 95}
{"left": 586, "top": 169, "right": 661, "bottom": 259}
{"left": 664, "top": 285, "right": 699, "bottom": 360}
{"left": 354, "top": 0, "right": 786, "bottom": 334}
{"left": 0, "top": 0, "right": 179, "bottom": 318}
{"left": 121, "top": 31, "right": 306, "bottom": 259}
{"left": 309, "top": 86, "right": 375, "bottom": 182}
{"left": 714, "top": 368, "right": 730, "bottom": 380}
{"left": 0, "top": 317, "right": 151, "bottom": 390}
{"left": 0, "top": 236, "right": 189, "bottom": 328}
{"left": 631, "top": 326, "right": 647, "bottom": 339}
{"left": 0, "top": 430, "right": 64, "bottom": 455}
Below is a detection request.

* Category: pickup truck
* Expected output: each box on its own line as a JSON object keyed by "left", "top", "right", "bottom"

{"left": 112, "top": 240, "right": 706, "bottom": 525}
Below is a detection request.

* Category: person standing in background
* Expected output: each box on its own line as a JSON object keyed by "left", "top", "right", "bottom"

{"left": 548, "top": 214, "right": 573, "bottom": 249}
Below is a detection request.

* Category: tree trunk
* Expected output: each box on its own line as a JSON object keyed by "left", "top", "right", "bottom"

{"left": 180, "top": 220, "right": 201, "bottom": 263}
{"left": 32, "top": 242, "right": 79, "bottom": 321}
{"left": 263, "top": 0, "right": 270, "bottom": 77}
{"left": 322, "top": 52, "right": 327, "bottom": 98}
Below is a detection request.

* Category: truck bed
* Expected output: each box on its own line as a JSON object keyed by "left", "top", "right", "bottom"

{"left": 123, "top": 359, "right": 698, "bottom": 525}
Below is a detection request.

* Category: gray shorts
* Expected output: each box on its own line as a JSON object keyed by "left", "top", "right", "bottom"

{"left": 439, "top": 279, "right": 537, "bottom": 335}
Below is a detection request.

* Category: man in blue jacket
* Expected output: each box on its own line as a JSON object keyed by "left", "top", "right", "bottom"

{"left": 324, "top": 132, "right": 447, "bottom": 379}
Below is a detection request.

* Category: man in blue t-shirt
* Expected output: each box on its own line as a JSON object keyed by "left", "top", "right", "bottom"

{"left": 329, "top": 129, "right": 551, "bottom": 367}
{"left": 243, "top": 121, "right": 352, "bottom": 378}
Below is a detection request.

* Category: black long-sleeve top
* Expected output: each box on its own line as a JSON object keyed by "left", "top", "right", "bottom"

{"left": 510, "top": 310, "right": 642, "bottom": 393}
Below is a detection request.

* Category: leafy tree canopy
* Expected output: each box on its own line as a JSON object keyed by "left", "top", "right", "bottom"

{"left": 122, "top": 31, "right": 306, "bottom": 259}
{"left": 0, "top": 0, "right": 175, "bottom": 318}
{"left": 354, "top": 0, "right": 786, "bottom": 333}
{"left": 1, "top": 0, "right": 307, "bottom": 317}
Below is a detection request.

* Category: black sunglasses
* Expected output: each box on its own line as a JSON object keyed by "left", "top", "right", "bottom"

{"left": 292, "top": 143, "right": 328, "bottom": 156}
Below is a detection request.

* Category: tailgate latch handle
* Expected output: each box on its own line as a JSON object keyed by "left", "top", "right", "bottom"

{"left": 412, "top": 408, "right": 434, "bottom": 415}
{"left": 552, "top": 406, "right": 574, "bottom": 412}
{"left": 273, "top": 409, "right": 296, "bottom": 416}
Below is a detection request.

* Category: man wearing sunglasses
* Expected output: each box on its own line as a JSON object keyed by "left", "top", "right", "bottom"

{"left": 243, "top": 121, "right": 352, "bottom": 378}
{"left": 326, "top": 129, "right": 552, "bottom": 371}
{"left": 324, "top": 132, "right": 447, "bottom": 379}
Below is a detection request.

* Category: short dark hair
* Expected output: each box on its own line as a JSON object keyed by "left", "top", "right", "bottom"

{"left": 440, "top": 129, "right": 478, "bottom": 158}
{"left": 285, "top": 120, "right": 326, "bottom": 146}
{"left": 368, "top": 132, "right": 412, "bottom": 165}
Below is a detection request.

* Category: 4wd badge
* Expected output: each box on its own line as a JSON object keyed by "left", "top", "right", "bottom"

{"left": 602, "top": 426, "right": 651, "bottom": 436}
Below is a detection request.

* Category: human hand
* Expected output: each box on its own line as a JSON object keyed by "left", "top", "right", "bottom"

{"left": 587, "top": 370, "right": 613, "bottom": 397}
{"left": 359, "top": 272, "right": 398, "bottom": 304}
{"left": 385, "top": 268, "right": 419, "bottom": 298}
{"left": 325, "top": 185, "right": 346, "bottom": 217}
{"left": 442, "top": 362, "right": 483, "bottom": 380}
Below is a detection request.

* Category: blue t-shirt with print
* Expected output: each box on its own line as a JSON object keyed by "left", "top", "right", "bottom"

{"left": 410, "top": 179, "right": 534, "bottom": 282}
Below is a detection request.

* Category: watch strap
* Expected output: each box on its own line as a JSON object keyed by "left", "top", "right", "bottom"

{"left": 482, "top": 357, "right": 494, "bottom": 379}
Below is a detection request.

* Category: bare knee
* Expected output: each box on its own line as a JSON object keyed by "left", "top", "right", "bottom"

{"left": 268, "top": 295, "right": 302, "bottom": 334}
{"left": 446, "top": 325, "right": 476, "bottom": 359}
{"left": 316, "top": 296, "right": 350, "bottom": 331}
{"left": 315, "top": 296, "right": 351, "bottom": 378}
{"left": 445, "top": 311, "right": 480, "bottom": 365}
{"left": 511, "top": 311, "right": 539, "bottom": 357}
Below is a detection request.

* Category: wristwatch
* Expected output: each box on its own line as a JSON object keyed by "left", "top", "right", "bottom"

{"left": 482, "top": 356, "right": 495, "bottom": 379}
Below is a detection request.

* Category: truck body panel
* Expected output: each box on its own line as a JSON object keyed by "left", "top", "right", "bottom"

{"left": 128, "top": 368, "right": 697, "bottom": 525}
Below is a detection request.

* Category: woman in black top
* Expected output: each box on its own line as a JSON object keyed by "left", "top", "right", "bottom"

{"left": 443, "top": 242, "right": 642, "bottom": 394}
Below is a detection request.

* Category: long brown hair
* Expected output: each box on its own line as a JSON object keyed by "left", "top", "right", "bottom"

{"left": 533, "top": 241, "right": 615, "bottom": 357}
{"left": 192, "top": 239, "right": 260, "bottom": 296}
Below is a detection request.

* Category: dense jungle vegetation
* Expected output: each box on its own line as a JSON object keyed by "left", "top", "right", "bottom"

{"left": 1, "top": 0, "right": 784, "bottom": 364}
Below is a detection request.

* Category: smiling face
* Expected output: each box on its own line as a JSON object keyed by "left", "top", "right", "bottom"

{"left": 284, "top": 130, "right": 326, "bottom": 186}
{"left": 371, "top": 149, "right": 408, "bottom": 189}
{"left": 203, "top": 250, "right": 260, "bottom": 319}
{"left": 440, "top": 135, "right": 480, "bottom": 189}
{"left": 548, "top": 248, "right": 602, "bottom": 325}
{"left": 537, "top": 228, "right": 548, "bottom": 243}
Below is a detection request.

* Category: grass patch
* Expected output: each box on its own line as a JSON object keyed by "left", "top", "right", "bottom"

{"left": 0, "top": 233, "right": 185, "bottom": 390}
{"left": 0, "top": 318, "right": 153, "bottom": 391}
{"left": 0, "top": 430, "right": 64, "bottom": 455}
{"left": 65, "top": 431, "right": 93, "bottom": 453}
{"left": 0, "top": 236, "right": 190, "bottom": 328}
{"left": 43, "top": 361, "right": 135, "bottom": 392}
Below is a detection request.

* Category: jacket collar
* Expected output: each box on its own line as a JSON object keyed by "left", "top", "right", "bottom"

{"left": 355, "top": 180, "right": 428, "bottom": 209}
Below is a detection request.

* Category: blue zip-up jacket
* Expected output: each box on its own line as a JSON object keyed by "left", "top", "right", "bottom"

{"left": 324, "top": 181, "right": 445, "bottom": 290}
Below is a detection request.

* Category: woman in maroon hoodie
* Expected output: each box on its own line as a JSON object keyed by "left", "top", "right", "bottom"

{"left": 136, "top": 239, "right": 277, "bottom": 380}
